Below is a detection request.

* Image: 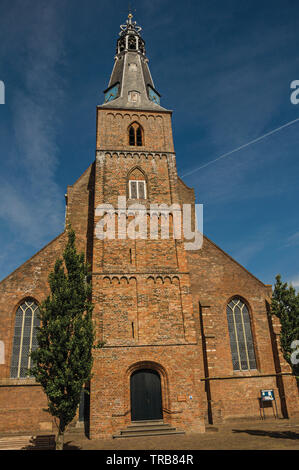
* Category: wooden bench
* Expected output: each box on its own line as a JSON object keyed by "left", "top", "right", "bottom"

{"left": 34, "top": 434, "right": 56, "bottom": 450}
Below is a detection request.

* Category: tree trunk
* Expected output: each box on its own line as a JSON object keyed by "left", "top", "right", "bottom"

{"left": 55, "top": 423, "right": 65, "bottom": 450}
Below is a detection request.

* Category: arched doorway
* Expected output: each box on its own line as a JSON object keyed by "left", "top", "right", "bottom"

{"left": 130, "top": 369, "right": 163, "bottom": 421}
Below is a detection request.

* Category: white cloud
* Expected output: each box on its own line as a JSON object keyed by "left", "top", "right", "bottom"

{"left": 0, "top": 1, "right": 66, "bottom": 247}
{"left": 286, "top": 231, "right": 299, "bottom": 247}
{"left": 230, "top": 239, "right": 266, "bottom": 267}
{"left": 289, "top": 276, "right": 299, "bottom": 289}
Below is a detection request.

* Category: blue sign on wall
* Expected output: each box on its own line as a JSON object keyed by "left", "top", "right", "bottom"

{"left": 261, "top": 389, "right": 275, "bottom": 401}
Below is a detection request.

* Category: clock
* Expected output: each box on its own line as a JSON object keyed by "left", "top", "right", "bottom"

{"left": 104, "top": 83, "right": 120, "bottom": 103}
{"left": 148, "top": 86, "right": 160, "bottom": 105}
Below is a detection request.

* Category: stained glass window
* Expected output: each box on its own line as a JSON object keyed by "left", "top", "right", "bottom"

{"left": 227, "top": 297, "right": 257, "bottom": 371}
{"left": 10, "top": 299, "right": 40, "bottom": 378}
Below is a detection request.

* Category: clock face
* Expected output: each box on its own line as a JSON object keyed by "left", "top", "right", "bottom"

{"left": 148, "top": 86, "right": 160, "bottom": 105}
{"left": 104, "top": 83, "right": 120, "bottom": 103}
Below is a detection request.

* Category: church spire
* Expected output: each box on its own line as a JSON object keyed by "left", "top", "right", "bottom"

{"left": 101, "top": 13, "right": 166, "bottom": 111}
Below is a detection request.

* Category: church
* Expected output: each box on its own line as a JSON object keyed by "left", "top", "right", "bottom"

{"left": 0, "top": 14, "right": 298, "bottom": 439}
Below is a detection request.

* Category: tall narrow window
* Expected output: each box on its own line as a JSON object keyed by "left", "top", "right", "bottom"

{"left": 137, "top": 180, "right": 145, "bottom": 198}
{"left": 129, "top": 126, "right": 135, "bottom": 146}
{"left": 136, "top": 126, "right": 142, "bottom": 146}
{"left": 129, "top": 180, "right": 138, "bottom": 198}
{"left": 128, "top": 123, "right": 143, "bottom": 147}
{"left": 10, "top": 299, "right": 40, "bottom": 378}
{"left": 227, "top": 297, "right": 257, "bottom": 371}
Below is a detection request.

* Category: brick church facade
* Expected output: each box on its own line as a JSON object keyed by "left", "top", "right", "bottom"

{"left": 0, "top": 14, "right": 298, "bottom": 438}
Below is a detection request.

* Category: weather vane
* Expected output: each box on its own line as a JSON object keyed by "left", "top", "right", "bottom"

{"left": 119, "top": 3, "right": 141, "bottom": 35}
{"left": 128, "top": 2, "right": 136, "bottom": 16}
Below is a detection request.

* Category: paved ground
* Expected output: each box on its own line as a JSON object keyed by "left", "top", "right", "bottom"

{"left": 60, "top": 418, "right": 299, "bottom": 450}
{"left": 1, "top": 418, "right": 298, "bottom": 450}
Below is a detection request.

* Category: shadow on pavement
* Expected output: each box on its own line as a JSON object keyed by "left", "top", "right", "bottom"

{"left": 232, "top": 429, "right": 299, "bottom": 440}
{"left": 21, "top": 435, "right": 81, "bottom": 450}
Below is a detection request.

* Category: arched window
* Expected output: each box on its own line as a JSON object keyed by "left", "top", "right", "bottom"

{"left": 226, "top": 297, "right": 257, "bottom": 371}
{"left": 10, "top": 299, "right": 40, "bottom": 378}
{"left": 128, "top": 123, "right": 143, "bottom": 147}
{"left": 128, "top": 167, "right": 147, "bottom": 199}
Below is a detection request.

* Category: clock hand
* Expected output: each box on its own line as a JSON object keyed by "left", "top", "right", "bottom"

{"left": 105, "top": 92, "right": 114, "bottom": 102}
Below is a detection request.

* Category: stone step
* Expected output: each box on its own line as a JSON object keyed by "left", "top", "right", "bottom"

{"left": 113, "top": 420, "right": 185, "bottom": 439}
{"left": 126, "top": 422, "right": 172, "bottom": 430}
{"left": 120, "top": 426, "right": 177, "bottom": 434}
{"left": 130, "top": 420, "right": 164, "bottom": 426}
{"left": 113, "top": 429, "right": 185, "bottom": 439}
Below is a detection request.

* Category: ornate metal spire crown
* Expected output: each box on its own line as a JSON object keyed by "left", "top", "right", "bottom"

{"left": 119, "top": 13, "right": 142, "bottom": 36}
{"left": 117, "top": 13, "right": 145, "bottom": 55}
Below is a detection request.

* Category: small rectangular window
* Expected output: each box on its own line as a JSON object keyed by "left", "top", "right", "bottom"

{"left": 129, "top": 180, "right": 146, "bottom": 199}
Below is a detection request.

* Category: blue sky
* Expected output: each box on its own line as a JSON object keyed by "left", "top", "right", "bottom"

{"left": 0, "top": 0, "right": 298, "bottom": 289}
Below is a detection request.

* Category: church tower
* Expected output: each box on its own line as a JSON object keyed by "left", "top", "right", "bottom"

{"left": 89, "top": 14, "right": 206, "bottom": 438}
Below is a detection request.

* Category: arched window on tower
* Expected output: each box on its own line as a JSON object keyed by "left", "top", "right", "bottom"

{"left": 128, "top": 167, "right": 147, "bottom": 199}
{"left": 10, "top": 299, "right": 40, "bottom": 378}
{"left": 226, "top": 297, "right": 257, "bottom": 371}
{"left": 128, "top": 122, "right": 144, "bottom": 147}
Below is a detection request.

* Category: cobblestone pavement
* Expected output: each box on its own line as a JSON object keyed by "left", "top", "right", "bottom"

{"left": 62, "top": 418, "right": 299, "bottom": 450}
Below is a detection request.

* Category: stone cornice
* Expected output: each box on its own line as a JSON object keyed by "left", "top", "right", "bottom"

{"left": 96, "top": 149, "right": 176, "bottom": 158}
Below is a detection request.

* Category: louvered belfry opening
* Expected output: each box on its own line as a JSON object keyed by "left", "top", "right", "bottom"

{"left": 129, "top": 125, "right": 135, "bottom": 145}
{"left": 128, "top": 122, "right": 143, "bottom": 146}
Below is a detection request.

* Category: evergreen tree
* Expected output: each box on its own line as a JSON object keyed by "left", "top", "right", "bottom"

{"left": 271, "top": 274, "right": 299, "bottom": 384}
{"left": 30, "top": 228, "right": 95, "bottom": 450}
